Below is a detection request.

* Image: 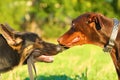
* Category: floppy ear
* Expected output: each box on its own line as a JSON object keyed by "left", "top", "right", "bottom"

{"left": 0, "top": 24, "right": 22, "bottom": 46}
{"left": 87, "top": 13, "right": 104, "bottom": 30}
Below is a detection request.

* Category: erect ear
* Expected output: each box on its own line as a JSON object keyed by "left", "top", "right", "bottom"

{"left": 0, "top": 24, "right": 22, "bottom": 46}
{"left": 87, "top": 13, "right": 104, "bottom": 30}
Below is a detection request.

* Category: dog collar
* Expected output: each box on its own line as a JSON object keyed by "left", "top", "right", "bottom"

{"left": 103, "top": 18, "right": 120, "bottom": 52}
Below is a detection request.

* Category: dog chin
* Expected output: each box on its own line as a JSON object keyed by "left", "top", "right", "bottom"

{"left": 35, "top": 55, "right": 54, "bottom": 63}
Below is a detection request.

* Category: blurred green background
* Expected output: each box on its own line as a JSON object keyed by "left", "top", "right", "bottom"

{"left": 0, "top": 0, "right": 120, "bottom": 80}
{"left": 0, "top": 0, "right": 120, "bottom": 39}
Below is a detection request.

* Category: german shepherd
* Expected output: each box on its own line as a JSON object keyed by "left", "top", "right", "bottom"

{"left": 0, "top": 24, "right": 63, "bottom": 79}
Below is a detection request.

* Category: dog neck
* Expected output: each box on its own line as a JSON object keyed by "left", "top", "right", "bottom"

{"left": 103, "top": 18, "right": 120, "bottom": 52}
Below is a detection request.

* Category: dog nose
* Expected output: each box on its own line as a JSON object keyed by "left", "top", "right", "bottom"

{"left": 56, "top": 45, "right": 61, "bottom": 51}
{"left": 56, "top": 45, "right": 64, "bottom": 52}
{"left": 57, "top": 38, "right": 67, "bottom": 47}
{"left": 57, "top": 38, "right": 70, "bottom": 50}
{"left": 57, "top": 37, "right": 63, "bottom": 45}
{"left": 57, "top": 38, "right": 60, "bottom": 43}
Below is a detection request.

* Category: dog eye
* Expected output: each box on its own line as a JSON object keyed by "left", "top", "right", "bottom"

{"left": 71, "top": 23, "right": 75, "bottom": 28}
{"left": 72, "top": 23, "right": 75, "bottom": 26}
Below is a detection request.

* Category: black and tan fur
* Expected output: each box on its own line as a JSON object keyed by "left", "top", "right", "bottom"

{"left": 0, "top": 24, "right": 63, "bottom": 73}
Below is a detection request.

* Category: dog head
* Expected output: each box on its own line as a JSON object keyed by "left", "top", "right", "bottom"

{"left": 58, "top": 12, "right": 114, "bottom": 48}
{"left": 0, "top": 24, "right": 63, "bottom": 63}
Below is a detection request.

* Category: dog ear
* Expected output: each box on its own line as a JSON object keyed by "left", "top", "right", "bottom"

{"left": 87, "top": 13, "right": 104, "bottom": 30}
{"left": 0, "top": 24, "right": 22, "bottom": 46}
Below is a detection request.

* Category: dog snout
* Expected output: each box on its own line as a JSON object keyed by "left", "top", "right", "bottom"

{"left": 57, "top": 37, "right": 62, "bottom": 45}
{"left": 57, "top": 38, "right": 70, "bottom": 49}
{"left": 56, "top": 45, "right": 65, "bottom": 52}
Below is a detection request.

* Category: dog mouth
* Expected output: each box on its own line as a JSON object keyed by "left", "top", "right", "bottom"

{"left": 62, "top": 46, "right": 70, "bottom": 49}
{"left": 31, "top": 49, "right": 53, "bottom": 63}
{"left": 59, "top": 44, "right": 70, "bottom": 49}
{"left": 32, "top": 45, "right": 64, "bottom": 63}
{"left": 36, "top": 55, "right": 54, "bottom": 63}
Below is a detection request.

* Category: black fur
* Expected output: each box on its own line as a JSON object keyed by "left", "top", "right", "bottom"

{"left": 0, "top": 34, "right": 20, "bottom": 73}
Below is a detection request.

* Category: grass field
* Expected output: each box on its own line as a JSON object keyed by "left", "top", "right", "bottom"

{"left": 1, "top": 44, "right": 117, "bottom": 80}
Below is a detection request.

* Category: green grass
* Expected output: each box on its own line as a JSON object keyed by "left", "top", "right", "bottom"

{"left": 1, "top": 44, "right": 117, "bottom": 80}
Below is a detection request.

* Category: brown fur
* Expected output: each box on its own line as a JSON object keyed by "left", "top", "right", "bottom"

{"left": 58, "top": 12, "right": 120, "bottom": 80}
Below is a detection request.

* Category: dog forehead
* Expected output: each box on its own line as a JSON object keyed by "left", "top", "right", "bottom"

{"left": 73, "top": 13, "right": 97, "bottom": 22}
{"left": 72, "top": 13, "right": 98, "bottom": 27}
{"left": 72, "top": 14, "right": 88, "bottom": 24}
{"left": 22, "top": 32, "right": 41, "bottom": 41}
{"left": 71, "top": 14, "right": 89, "bottom": 28}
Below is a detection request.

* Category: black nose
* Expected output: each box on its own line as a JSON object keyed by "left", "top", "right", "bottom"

{"left": 55, "top": 45, "right": 64, "bottom": 52}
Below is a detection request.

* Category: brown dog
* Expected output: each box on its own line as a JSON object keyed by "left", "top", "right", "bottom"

{"left": 0, "top": 24, "right": 63, "bottom": 79}
{"left": 58, "top": 12, "right": 120, "bottom": 80}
